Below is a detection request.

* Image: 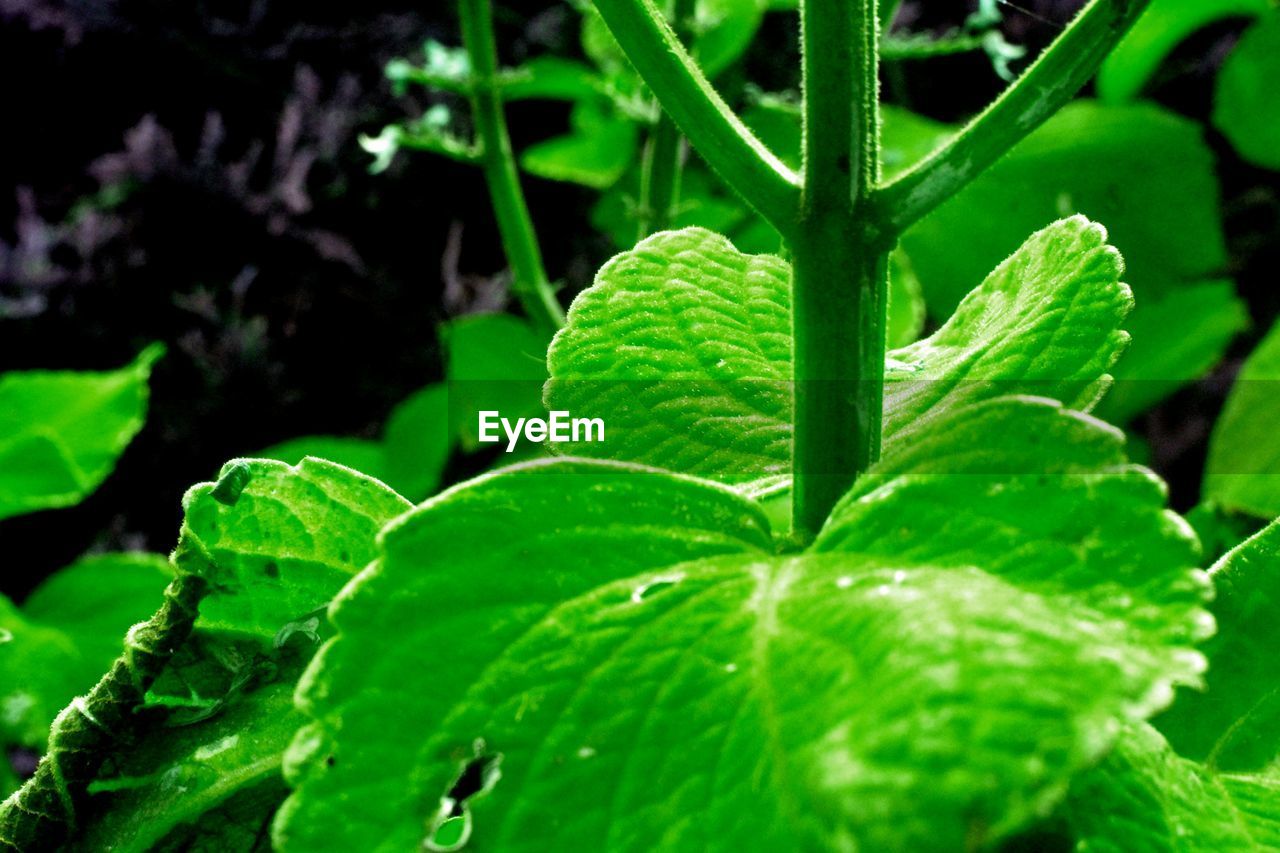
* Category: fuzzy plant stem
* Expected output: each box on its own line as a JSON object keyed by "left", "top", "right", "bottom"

{"left": 0, "top": 575, "right": 208, "bottom": 852}
{"left": 459, "top": 0, "right": 566, "bottom": 335}
{"left": 789, "top": 0, "right": 885, "bottom": 537}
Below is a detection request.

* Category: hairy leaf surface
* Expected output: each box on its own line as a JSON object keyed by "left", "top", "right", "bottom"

{"left": 546, "top": 217, "right": 1129, "bottom": 483}
{"left": 277, "top": 404, "right": 1208, "bottom": 851}
{"left": 0, "top": 345, "right": 162, "bottom": 521}
{"left": 174, "top": 458, "right": 412, "bottom": 639}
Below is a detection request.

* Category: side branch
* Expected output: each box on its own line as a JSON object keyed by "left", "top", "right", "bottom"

{"left": 461, "top": 0, "right": 566, "bottom": 335}
{"left": 592, "top": 0, "right": 801, "bottom": 235}
{"left": 874, "top": 0, "right": 1152, "bottom": 233}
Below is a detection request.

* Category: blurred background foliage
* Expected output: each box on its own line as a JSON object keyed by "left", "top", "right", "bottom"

{"left": 2, "top": 0, "right": 1280, "bottom": 597}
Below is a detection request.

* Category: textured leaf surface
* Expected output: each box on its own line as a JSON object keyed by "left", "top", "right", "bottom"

{"left": 72, "top": 682, "right": 298, "bottom": 853}
{"left": 1061, "top": 518, "right": 1280, "bottom": 850}
{"left": 1205, "top": 319, "right": 1280, "bottom": 519}
{"left": 277, "top": 405, "right": 1208, "bottom": 851}
{"left": 0, "top": 345, "right": 162, "bottom": 521}
{"left": 898, "top": 102, "right": 1242, "bottom": 422}
{"left": 1098, "top": 0, "right": 1270, "bottom": 102}
{"left": 0, "top": 554, "right": 172, "bottom": 749}
{"left": 546, "top": 217, "right": 1130, "bottom": 483}
{"left": 1214, "top": 14, "right": 1280, "bottom": 170}
{"left": 174, "top": 458, "right": 412, "bottom": 640}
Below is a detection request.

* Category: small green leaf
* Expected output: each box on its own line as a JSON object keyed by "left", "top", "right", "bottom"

{"left": 521, "top": 102, "right": 639, "bottom": 189}
{"left": 1214, "top": 14, "right": 1280, "bottom": 170}
{"left": 174, "top": 458, "right": 412, "bottom": 640}
{"left": 501, "top": 56, "right": 603, "bottom": 102}
{"left": 276, "top": 403, "right": 1208, "bottom": 850}
{"left": 0, "top": 345, "right": 162, "bottom": 521}
{"left": 1098, "top": 0, "right": 1271, "bottom": 102}
{"left": 546, "top": 217, "right": 1130, "bottom": 484}
{"left": 1205, "top": 319, "right": 1280, "bottom": 519}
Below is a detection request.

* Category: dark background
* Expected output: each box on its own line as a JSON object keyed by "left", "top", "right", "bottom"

{"left": 2, "top": 0, "right": 1276, "bottom": 596}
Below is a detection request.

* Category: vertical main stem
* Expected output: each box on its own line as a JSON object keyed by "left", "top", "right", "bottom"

{"left": 792, "top": 0, "right": 885, "bottom": 537}
{"left": 459, "top": 0, "right": 565, "bottom": 336}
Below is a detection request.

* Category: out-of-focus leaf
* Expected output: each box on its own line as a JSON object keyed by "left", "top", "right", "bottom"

{"left": 1205, "top": 319, "right": 1280, "bottom": 519}
{"left": 0, "top": 345, "right": 162, "bottom": 521}
{"left": 1, "top": 554, "right": 173, "bottom": 749}
{"left": 1099, "top": 0, "right": 1270, "bottom": 102}
{"left": 521, "top": 102, "right": 639, "bottom": 189}
{"left": 1213, "top": 14, "right": 1280, "bottom": 170}
{"left": 258, "top": 438, "right": 387, "bottom": 485}
{"left": 446, "top": 314, "right": 548, "bottom": 452}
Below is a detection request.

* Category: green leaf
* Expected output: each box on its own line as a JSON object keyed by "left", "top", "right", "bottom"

{"left": 1159, "top": 518, "right": 1280, "bottom": 769}
{"left": 72, "top": 682, "right": 298, "bottom": 853}
{"left": 1059, "top": 516, "right": 1280, "bottom": 850}
{"left": 886, "top": 248, "right": 925, "bottom": 348}
{"left": 899, "top": 101, "right": 1242, "bottom": 421}
{"left": 259, "top": 437, "right": 387, "bottom": 484}
{"left": 260, "top": 384, "right": 452, "bottom": 502}
{"left": 546, "top": 217, "right": 1131, "bottom": 483}
{"left": 382, "top": 383, "right": 452, "bottom": 499}
{"left": 0, "top": 345, "right": 162, "bottom": 521}
{"left": 20, "top": 457, "right": 413, "bottom": 846}
{"left": 1098, "top": 0, "right": 1271, "bottom": 103}
{"left": 0, "top": 554, "right": 173, "bottom": 749}
{"left": 1214, "top": 14, "right": 1280, "bottom": 170}
{"left": 276, "top": 403, "right": 1208, "bottom": 851}
{"left": 447, "top": 314, "right": 548, "bottom": 452}
{"left": 174, "top": 458, "right": 412, "bottom": 640}
{"left": 1063, "top": 721, "right": 1280, "bottom": 851}
{"left": 502, "top": 56, "right": 603, "bottom": 102}
{"left": 521, "top": 102, "right": 639, "bottom": 189}
{"left": 1205, "top": 319, "right": 1280, "bottom": 519}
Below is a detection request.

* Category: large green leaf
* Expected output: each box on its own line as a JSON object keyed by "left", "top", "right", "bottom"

{"left": 0, "top": 345, "right": 162, "bottom": 521}
{"left": 1205, "top": 319, "right": 1280, "bottom": 519}
{"left": 545, "top": 217, "right": 1130, "bottom": 484}
{"left": 0, "top": 554, "right": 173, "bottom": 751}
{"left": 1097, "top": 0, "right": 1270, "bottom": 102}
{"left": 276, "top": 402, "right": 1208, "bottom": 851}
{"left": 447, "top": 314, "right": 548, "bottom": 452}
{"left": 1060, "top": 517, "right": 1280, "bottom": 849}
{"left": 898, "top": 102, "right": 1244, "bottom": 423}
{"left": 1214, "top": 14, "right": 1280, "bottom": 171}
